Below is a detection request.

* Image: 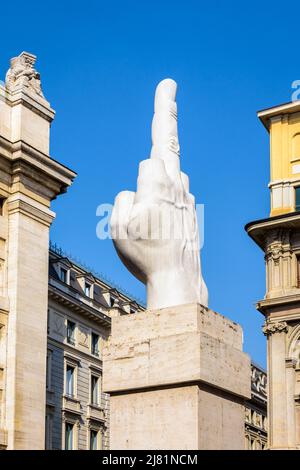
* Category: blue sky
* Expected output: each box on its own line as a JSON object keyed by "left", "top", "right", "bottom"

{"left": 1, "top": 0, "right": 299, "bottom": 367}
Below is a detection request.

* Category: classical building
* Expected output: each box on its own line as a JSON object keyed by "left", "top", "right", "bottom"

{"left": 46, "top": 243, "right": 144, "bottom": 450}
{"left": 245, "top": 364, "right": 267, "bottom": 450}
{"left": 246, "top": 101, "right": 300, "bottom": 449}
{"left": 0, "top": 51, "right": 76, "bottom": 449}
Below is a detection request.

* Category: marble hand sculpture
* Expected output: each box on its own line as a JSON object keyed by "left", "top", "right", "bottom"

{"left": 110, "top": 79, "right": 208, "bottom": 310}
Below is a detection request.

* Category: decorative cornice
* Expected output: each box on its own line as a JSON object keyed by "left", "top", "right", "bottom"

{"left": 10, "top": 139, "right": 76, "bottom": 179}
{"left": 64, "top": 352, "right": 81, "bottom": 365}
{"left": 245, "top": 213, "right": 300, "bottom": 252}
{"left": 5, "top": 87, "right": 54, "bottom": 122}
{"left": 48, "top": 283, "right": 111, "bottom": 328}
{"left": 0, "top": 136, "right": 76, "bottom": 191}
{"left": 7, "top": 198, "right": 55, "bottom": 226}
{"left": 49, "top": 241, "right": 146, "bottom": 308}
{"left": 47, "top": 337, "right": 103, "bottom": 367}
{"left": 263, "top": 321, "right": 288, "bottom": 336}
{"left": 256, "top": 293, "right": 300, "bottom": 315}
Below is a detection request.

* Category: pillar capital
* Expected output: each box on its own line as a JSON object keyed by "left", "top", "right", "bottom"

{"left": 262, "top": 321, "right": 288, "bottom": 336}
{"left": 6, "top": 197, "right": 55, "bottom": 227}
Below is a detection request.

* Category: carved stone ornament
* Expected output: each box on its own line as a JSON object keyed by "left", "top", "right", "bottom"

{"left": 5, "top": 51, "right": 44, "bottom": 98}
{"left": 78, "top": 324, "right": 89, "bottom": 348}
{"left": 51, "top": 311, "right": 65, "bottom": 337}
{"left": 251, "top": 365, "right": 267, "bottom": 398}
{"left": 265, "top": 243, "right": 283, "bottom": 266}
{"left": 262, "top": 321, "right": 288, "bottom": 336}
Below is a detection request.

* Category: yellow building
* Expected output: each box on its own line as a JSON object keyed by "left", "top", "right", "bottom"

{"left": 258, "top": 101, "right": 300, "bottom": 216}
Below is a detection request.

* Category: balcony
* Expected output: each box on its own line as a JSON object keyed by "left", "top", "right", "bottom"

{"left": 62, "top": 394, "right": 82, "bottom": 416}
{"left": 87, "top": 403, "right": 105, "bottom": 422}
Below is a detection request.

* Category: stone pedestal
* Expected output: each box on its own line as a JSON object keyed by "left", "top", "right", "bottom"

{"left": 103, "top": 303, "right": 251, "bottom": 450}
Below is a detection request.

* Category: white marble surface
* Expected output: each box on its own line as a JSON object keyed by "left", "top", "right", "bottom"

{"left": 110, "top": 79, "right": 208, "bottom": 309}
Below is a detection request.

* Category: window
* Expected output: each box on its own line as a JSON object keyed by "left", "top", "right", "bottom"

{"left": 90, "top": 429, "right": 98, "bottom": 450}
{"left": 91, "top": 375, "right": 99, "bottom": 405}
{"left": 91, "top": 332, "right": 99, "bottom": 357}
{"left": 60, "top": 267, "right": 68, "bottom": 283}
{"left": 65, "top": 422, "right": 74, "bottom": 450}
{"left": 296, "top": 187, "right": 300, "bottom": 212}
{"left": 67, "top": 320, "right": 76, "bottom": 345}
{"left": 66, "top": 365, "right": 75, "bottom": 397}
{"left": 85, "top": 282, "right": 91, "bottom": 297}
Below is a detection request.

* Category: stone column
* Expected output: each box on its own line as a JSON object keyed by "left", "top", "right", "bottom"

{"left": 263, "top": 321, "right": 289, "bottom": 448}
{"left": 103, "top": 303, "right": 251, "bottom": 450}
{"left": 0, "top": 52, "right": 76, "bottom": 449}
{"left": 285, "top": 359, "right": 297, "bottom": 448}
{"left": 295, "top": 396, "right": 300, "bottom": 445}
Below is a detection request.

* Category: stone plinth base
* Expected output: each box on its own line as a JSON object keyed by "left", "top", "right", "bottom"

{"left": 103, "top": 303, "right": 251, "bottom": 450}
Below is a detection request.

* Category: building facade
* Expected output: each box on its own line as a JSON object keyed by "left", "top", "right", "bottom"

{"left": 46, "top": 244, "right": 144, "bottom": 450}
{"left": 0, "top": 51, "right": 76, "bottom": 449}
{"left": 246, "top": 100, "right": 300, "bottom": 449}
{"left": 46, "top": 244, "right": 267, "bottom": 450}
{"left": 245, "top": 364, "right": 267, "bottom": 450}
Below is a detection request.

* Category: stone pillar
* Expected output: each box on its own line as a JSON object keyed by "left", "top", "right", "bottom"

{"left": 285, "top": 359, "right": 297, "bottom": 448}
{"left": 263, "top": 322, "right": 289, "bottom": 448}
{"left": 295, "top": 396, "right": 300, "bottom": 444}
{"left": 0, "top": 52, "right": 76, "bottom": 449}
{"left": 103, "top": 303, "right": 251, "bottom": 450}
{"left": 261, "top": 318, "right": 300, "bottom": 450}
